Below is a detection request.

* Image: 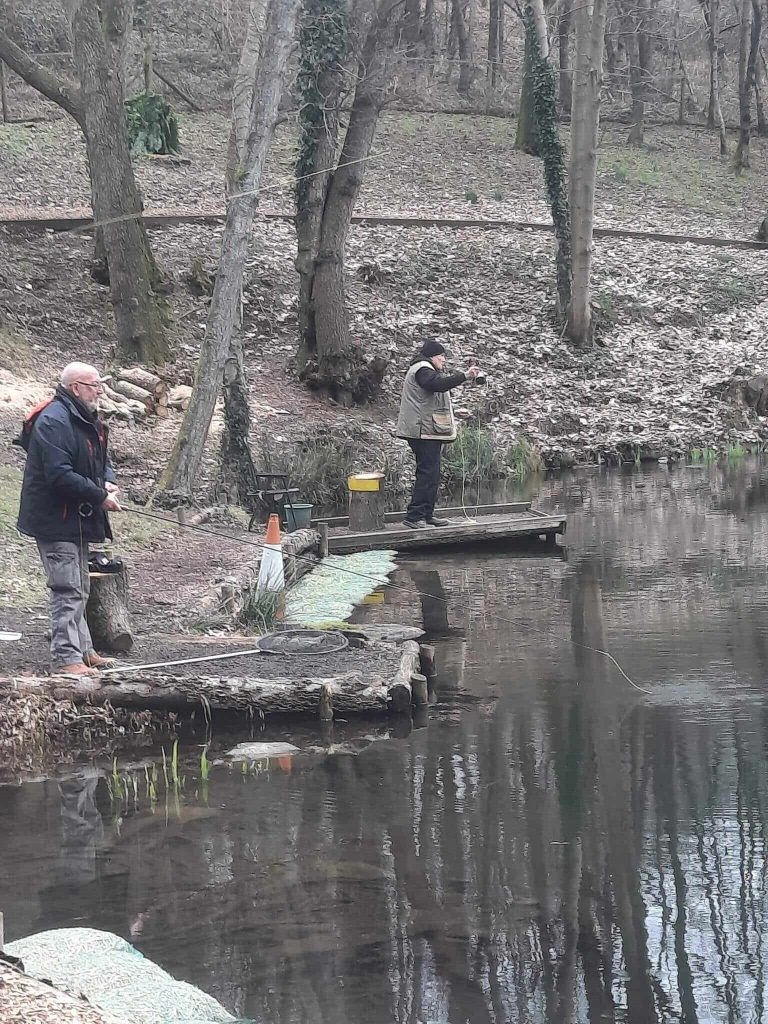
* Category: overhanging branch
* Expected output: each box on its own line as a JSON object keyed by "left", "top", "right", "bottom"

{"left": 0, "top": 29, "right": 84, "bottom": 126}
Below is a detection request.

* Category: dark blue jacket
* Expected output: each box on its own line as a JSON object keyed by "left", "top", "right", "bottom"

{"left": 16, "top": 387, "right": 115, "bottom": 543}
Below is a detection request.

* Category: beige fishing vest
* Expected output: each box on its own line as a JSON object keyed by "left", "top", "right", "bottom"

{"left": 396, "top": 360, "right": 457, "bottom": 442}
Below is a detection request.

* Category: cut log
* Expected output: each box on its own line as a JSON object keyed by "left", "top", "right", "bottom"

{"left": 86, "top": 569, "right": 134, "bottom": 653}
{"left": 11, "top": 670, "right": 390, "bottom": 715}
{"left": 116, "top": 366, "right": 166, "bottom": 399}
{"left": 110, "top": 379, "right": 155, "bottom": 413}
{"left": 349, "top": 489, "right": 385, "bottom": 532}
{"left": 101, "top": 383, "right": 146, "bottom": 416}
{"left": 167, "top": 384, "right": 192, "bottom": 410}
{"left": 6, "top": 642, "right": 423, "bottom": 718}
{"left": 388, "top": 640, "right": 421, "bottom": 712}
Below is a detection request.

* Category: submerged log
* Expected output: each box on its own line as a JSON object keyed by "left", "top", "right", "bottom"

{"left": 86, "top": 569, "right": 133, "bottom": 653}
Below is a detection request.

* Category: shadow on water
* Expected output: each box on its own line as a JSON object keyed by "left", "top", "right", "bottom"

{"left": 2, "top": 460, "right": 768, "bottom": 1022}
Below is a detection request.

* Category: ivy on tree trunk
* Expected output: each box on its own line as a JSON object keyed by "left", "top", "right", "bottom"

{"left": 525, "top": 0, "right": 572, "bottom": 319}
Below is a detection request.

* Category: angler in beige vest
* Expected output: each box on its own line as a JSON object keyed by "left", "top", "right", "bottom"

{"left": 396, "top": 341, "right": 479, "bottom": 529}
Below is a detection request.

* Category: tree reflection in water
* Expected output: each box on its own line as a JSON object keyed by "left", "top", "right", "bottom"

{"left": 2, "top": 462, "right": 768, "bottom": 1023}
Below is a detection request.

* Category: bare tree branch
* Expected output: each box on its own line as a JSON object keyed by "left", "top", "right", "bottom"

{"left": 0, "top": 28, "right": 84, "bottom": 126}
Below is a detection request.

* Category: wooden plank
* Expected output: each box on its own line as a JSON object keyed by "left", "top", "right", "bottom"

{"left": 314, "top": 500, "right": 534, "bottom": 528}
{"left": 3, "top": 210, "right": 767, "bottom": 251}
{"left": 327, "top": 514, "right": 567, "bottom": 554}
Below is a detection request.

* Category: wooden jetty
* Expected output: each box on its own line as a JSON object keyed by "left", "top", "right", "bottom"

{"left": 316, "top": 501, "right": 567, "bottom": 554}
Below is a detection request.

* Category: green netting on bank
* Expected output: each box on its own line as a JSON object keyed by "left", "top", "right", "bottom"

{"left": 6, "top": 928, "right": 250, "bottom": 1024}
{"left": 285, "top": 549, "right": 397, "bottom": 626}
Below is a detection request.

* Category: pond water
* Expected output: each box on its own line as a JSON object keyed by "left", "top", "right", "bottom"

{"left": 2, "top": 460, "right": 768, "bottom": 1023}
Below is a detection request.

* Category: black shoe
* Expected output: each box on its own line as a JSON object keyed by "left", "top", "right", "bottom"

{"left": 403, "top": 519, "right": 427, "bottom": 530}
{"left": 426, "top": 516, "right": 450, "bottom": 526}
{"left": 88, "top": 554, "right": 124, "bottom": 575}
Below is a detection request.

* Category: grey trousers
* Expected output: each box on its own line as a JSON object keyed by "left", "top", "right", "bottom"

{"left": 37, "top": 540, "right": 93, "bottom": 668}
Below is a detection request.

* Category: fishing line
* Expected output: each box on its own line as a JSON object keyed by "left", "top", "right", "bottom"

{"left": 118, "top": 504, "right": 651, "bottom": 695}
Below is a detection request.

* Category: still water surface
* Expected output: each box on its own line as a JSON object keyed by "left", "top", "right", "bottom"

{"left": 2, "top": 461, "right": 768, "bottom": 1023}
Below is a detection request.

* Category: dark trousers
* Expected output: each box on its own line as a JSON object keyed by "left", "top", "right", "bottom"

{"left": 406, "top": 439, "right": 442, "bottom": 522}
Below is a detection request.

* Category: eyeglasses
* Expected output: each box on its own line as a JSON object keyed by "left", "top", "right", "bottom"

{"left": 73, "top": 380, "right": 105, "bottom": 391}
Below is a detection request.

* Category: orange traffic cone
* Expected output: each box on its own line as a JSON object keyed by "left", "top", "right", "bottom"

{"left": 257, "top": 514, "right": 284, "bottom": 591}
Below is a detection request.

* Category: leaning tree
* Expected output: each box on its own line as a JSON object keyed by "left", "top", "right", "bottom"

{"left": 0, "top": 1, "right": 170, "bottom": 365}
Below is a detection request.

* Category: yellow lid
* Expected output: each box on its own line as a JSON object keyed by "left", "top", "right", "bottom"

{"left": 348, "top": 473, "right": 383, "bottom": 492}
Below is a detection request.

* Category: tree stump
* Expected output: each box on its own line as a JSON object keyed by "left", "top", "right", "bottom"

{"left": 86, "top": 568, "right": 134, "bottom": 653}
{"left": 348, "top": 473, "right": 385, "bottom": 532}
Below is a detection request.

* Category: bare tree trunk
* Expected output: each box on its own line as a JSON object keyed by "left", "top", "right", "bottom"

{"left": 423, "top": 0, "right": 436, "bottom": 62}
{"left": 703, "top": 0, "right": 728, "bottom": 153}
{"left": 623, "top": 0, "right": 651, "bottom": 145}
{"left": 488, "top": 0, "right": 500, "bottom": 91}
{"left": 559, "top": 0, "right": 573, "bottom": 113}
{"left": 403, "top": 0, "right": 421, "bottom": 53}
{"left": 567, "top": 0, "right": 608, "bottom": 346}
{"left": 452, "top": 0, "right": 473, "bottom": 94}
{"left": 160, "top": 0, "right": 299, "bottom": 495}
{"left": 0, "top": 29, "right": 84, "bottom": 123}
{"left": 225, "top": 0, "right": 267, "bottom": 195}
{"left": 734, "top": 0, "right": 759, "bottom": 169}
{"left": 307, "top": 10, "right": 391, "bottom": 404}
{"left": 68, "top": 0, "right": 169, "bottom": 366}
{"left": 527, "top": 0, "right": 572, "bottom": 316}
{"left": 755, "top": 46, "right": 768, "bottom": 134}
{"left": 516, "top": 31, "right": 541, "bottom": 154}
{"left": 219, "top": 336, "right": 260, "bottom": 503}
{"left": 295, "top": 0, "right": 348, "bottom": 367}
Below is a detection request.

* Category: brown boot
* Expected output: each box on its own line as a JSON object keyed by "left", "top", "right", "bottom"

{"left": 57, "top": 663, "right": 99, "bottom": 677}
{"left": 83, "top": 652, "right": 116, "bottom": 669}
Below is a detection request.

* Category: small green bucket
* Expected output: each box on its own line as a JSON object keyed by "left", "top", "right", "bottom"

{"left": 284, "top": 503, "right": 313, "bottom": 532}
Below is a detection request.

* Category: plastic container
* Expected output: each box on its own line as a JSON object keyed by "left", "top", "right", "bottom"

{"left": 284, "top": 503, "right": 313, "bottom": 532}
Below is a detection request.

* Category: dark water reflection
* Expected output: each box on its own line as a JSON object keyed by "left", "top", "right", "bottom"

{"left": 3, "top": 461, "right": 768, "bottom": 1023}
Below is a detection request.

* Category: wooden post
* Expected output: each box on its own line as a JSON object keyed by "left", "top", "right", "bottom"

{"left": 319, "top": 682, "right": 333, "bottom": 720}
{"left": 348, "top": 473, "right": 385, "bottom": 532}
{"left": 319, "top": 522, "right": 329, "bottom": 559}
{"left": 411, "top": 671, "right": 429, "bottom": 705}
{"left": 419, "top": 643, "right": 436, "bottom": 676}
{"left": 86, "top": 569, "right": 134, "bottom": 653}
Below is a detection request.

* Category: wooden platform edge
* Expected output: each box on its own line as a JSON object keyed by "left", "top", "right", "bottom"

{"left": 314, "top": 500, "right": 534, "bottom": 528}
{"left": 327, "top": 513, "right": 567, "bottom": 553}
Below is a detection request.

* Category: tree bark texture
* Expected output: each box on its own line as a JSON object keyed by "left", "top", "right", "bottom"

{"left": 558, "top": 0, "right": 573, "bottom": 113}
{"left": 515, "top": 32, "right": 541, "bottom": 155}
{"left": 622, "top": 0, "right": 652, "bottom": 145}
{"left": 226, "top": 0, "right": 268, "bottom": 195}
{"left": 68, "top": 0, "right": 169, "bottom": 366}
{"left": 9, "top": 643, "right": 422, "bottom": 717}
{"left": 452, "top": 0, "right": 473, "bottom": 95}
{"left": 526, "top": 0, "right": 572, "bottom": 317}
{"left": 488, "top": 0, "right": 501, "bottom": 90}
{"left": 86, "top": 569, "right": 133, "bottom": 653}
{"left": 734, "top": 0, "right": 760, "bottom": 168}
{"left": 160, "top": 0, "right": 299, "bottom": 495}
{"left": 219, "top": 336, "right": 260, "bottom": 504}
{"left": 0, "top": 29, "right": 85, "bottom": 125}
{"left": 567, "top": 0, "right": 608, "bottom": 346}
{"left": 295, "top": 0, "right": 349, "bottom": 366}
{"left": 308, "top": 8, "right": 392, "bottom": 405}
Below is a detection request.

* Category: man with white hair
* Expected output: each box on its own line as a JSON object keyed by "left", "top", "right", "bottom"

{"left": 16, "top": 362, "right": 122, "bottom": 676}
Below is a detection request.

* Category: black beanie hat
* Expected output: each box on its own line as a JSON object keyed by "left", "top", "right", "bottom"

{"left": 420, "top": 340, "right": 446, "bottom": 358}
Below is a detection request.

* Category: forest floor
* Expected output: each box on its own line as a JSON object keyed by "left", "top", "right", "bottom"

{"left": 1, "top": 106, "right": 768, "bottom": 686}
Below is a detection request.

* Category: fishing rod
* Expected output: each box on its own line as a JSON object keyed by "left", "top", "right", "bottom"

{"left": 117, "top": 504, "right": 651, "bottom": 695}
